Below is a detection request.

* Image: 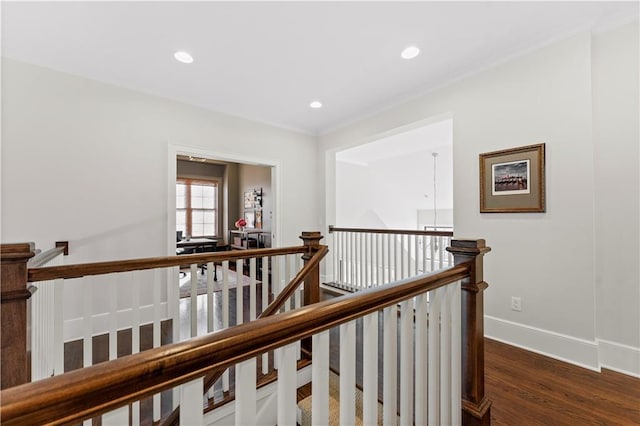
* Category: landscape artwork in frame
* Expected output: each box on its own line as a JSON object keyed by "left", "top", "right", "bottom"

{"left": 492, "top": 159, "right": 530, "bottom": 196}
{"left": 480, "top": 143, "right": 545, "bottom": 213}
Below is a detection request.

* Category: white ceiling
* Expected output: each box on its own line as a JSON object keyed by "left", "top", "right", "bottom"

{"left": 2, "top": 2, "right": 638, "bottom": 135}
{"left": 337, "top": 118, "right": 452, "bottom": 166}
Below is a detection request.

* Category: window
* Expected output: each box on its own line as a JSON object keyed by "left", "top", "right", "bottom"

{"left": 176, "top": 179, "right": 218, "bottom": 237}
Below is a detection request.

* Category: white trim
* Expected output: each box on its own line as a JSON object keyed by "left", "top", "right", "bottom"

{"left": 484, "top": 315, "right": 600, "bottom": 371}
{"left": 597, "top": 339, "right": 640, "bottom": 378}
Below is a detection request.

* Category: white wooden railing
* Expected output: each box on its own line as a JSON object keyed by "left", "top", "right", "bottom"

{"left": 328, "top": 226, "right": 454, "bottom": 291}
{"left": 5, "top": 240, "right": 313, "bottom": 424}
{"left": 1, "top": 237, "right": 492, "bottom": 426}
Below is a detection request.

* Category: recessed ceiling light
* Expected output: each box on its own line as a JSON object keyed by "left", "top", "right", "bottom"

{"left": 401, "top": 46, "right": 420, "bottom": 60}
{"left": 174, "top": 51, "right": 194, "bottom": 64}
{"left": 310, "top": 100, "right": 323, "bottom": 109}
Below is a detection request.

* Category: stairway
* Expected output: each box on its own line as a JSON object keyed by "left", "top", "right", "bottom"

{"left": 297, "top": 370, "right": 384, "bottom": 426}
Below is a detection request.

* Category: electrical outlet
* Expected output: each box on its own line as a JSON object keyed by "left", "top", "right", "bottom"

{"left": 511, "top": 296, "right": 522, "bottom": 312}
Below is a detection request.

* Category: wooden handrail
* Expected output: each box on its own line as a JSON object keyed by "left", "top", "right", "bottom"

{"left": 0, "top": 263, "right": 471, "bottom": 426}
{"left": 28, "top": 247, "right": 64, "bottom": 269}
{"left": 178, "top": 242, "right": 329, "bottom": 426}
{"left": 329, "top": 225, "right": 453, "bottom": 237}
{"left": 28, "top": 246, "right": 306, "bottom": 282}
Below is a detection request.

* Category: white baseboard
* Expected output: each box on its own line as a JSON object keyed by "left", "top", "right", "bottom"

{"left": 597, "top": 338, "right": 640, "bottom": 378}
{"left": 484, "top": 315, "right": 600, "bottom": 371}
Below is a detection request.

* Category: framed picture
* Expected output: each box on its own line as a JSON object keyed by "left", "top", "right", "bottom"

{"left": 255, "top": 210, "right": 262, "bottom": 229}
{"left": 243, "top": 192, "right": 254, "bottom": 209}
{"left": 244, "top": 210, "right": 255, "bottom": 228}
{"left": 479, "top": 143, "right": 545, "bottom": 213}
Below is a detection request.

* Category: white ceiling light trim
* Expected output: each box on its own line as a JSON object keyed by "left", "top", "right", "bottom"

{"left": 174, "top": 51, "right": 194, "bottom": 64}
{"left": 401, "top": 45, "right": 420, "bottom": 60}
{"left": 310, "top": 100, "right": 323, "bottom": 109}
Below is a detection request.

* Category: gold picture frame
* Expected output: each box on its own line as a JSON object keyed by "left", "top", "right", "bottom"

{"left": 479, "top": 143, "right": 546, "bottom": 213}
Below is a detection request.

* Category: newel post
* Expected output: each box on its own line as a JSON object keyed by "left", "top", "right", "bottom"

{"left": 300, "top": 232, "right": 323, "bottom": 355}
{"left": 300, "top": 231, "right": 323, "bottom": 307}
{"left": 447, "top": 239, "right": 492, "bottom": 426}
{"left": 1, "top": 243, "right": 36, "bottom": 389}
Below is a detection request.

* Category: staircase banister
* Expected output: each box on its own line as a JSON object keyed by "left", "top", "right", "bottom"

{"left": 196, "top": 243, "right": 329, "bottom": 403}
{"left": 0, "top": 262, "right": 472, "bottom": 426}
{"left": 329, "top": 225, "right": 453, "bottom": 237}
{"left": 27, "top": 246, "right": 306, "bottom": 282}
{"left": 27, "top": 242, "right": 68, "bottom": 269}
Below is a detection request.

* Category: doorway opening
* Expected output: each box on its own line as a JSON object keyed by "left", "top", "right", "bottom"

{"left": 334, "top": 118, "right": 453, "bottom": 231}
{"left": 168, "top": 146, "right": 278, "bottom": 256}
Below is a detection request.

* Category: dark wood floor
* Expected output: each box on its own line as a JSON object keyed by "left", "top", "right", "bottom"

{"left": 485, "top": 338, "right": 640, "bottom": 425}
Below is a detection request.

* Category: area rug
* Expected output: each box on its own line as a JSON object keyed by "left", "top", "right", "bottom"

{"left": 179, "top": 266, "right": 260, "bottom": 298}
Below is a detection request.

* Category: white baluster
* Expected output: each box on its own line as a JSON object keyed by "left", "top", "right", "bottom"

{"left": 83, "top": 279, "right": 92, "bottom": 369}
{"left": 366, "top": 233, "right": 371, "bottom": 287}
{"left": 206, "top": 261, "right": 215, "bottom": 400}
{"left": 284, "top": 255, "right": 292, "bottom": 310}
{"left": 395, "top": 236, "right": 402, "bottom": 282}
{"left": 400, "top": 299, "right": 414, "bottom": 425}
{"left": 180, "top": 377, "right": 204, "bottom": 426}
{"left": 430, "top": 235, "right": 436, "bottom": 272}
{"left": 153, "top": 269, "right": 162, "bottom": 422}
{"left": 276, "top": 344, "right": 297, "bottom": 426}
{"left": 236, "top": 259, "right": 243, "bottom": 325}
{"left": 363, "top": 312, "right": 379, "bottom": 425}
{"left": 53, "top": 278, "right": 64, "bottom": 375}
{"left": 422, "top": 235, "right": 427, "bottom": 274}
{"left": 373, "top": 234, "right": 381, "bottom": 287}
{"left": 383, "top": 305, "right": 398, "bottom": 425}
{"left": 131, "top": 272, "right": 141, "bottom": 426}
{"left": 451, "top": 281, "right": 462, "bottom": 425}
{"left": 102, "top": 406, "right": 129, "bottom": 426}
{"left": 428, "top": 287, "right": 443, "bottom": 426}
{"left": 171, "top": 266, "right": 180, "bottom": 410}
{"left": 414, "top": 235, "right": 420, "bottom": 276}
{"left": 340, "top": 321, "right": 356, "bottom": 425}
{"left": 190, "top": 264, "right": 198, "bottom": 337}
{"left": 82, "top": 278, "right": 93, "bottom": 426}
{"left": 109, "top": 274, "right": 118, "bottom": 362}
{"left": 415, "top": 293, "right": 429, "bottom": 425}
{"left": 386, "top": 234, "right": 392, "bottom": 283}
{"left": 440, "top": 285, "right": 452, "bottom": 426}
{"left": 207, "top": 261, "right": 215, "bottom": 334}
{"left": 236, "top": 359, "right": 257, "bottom": 426}
{"left": 261, "top": 256, "right": 270, "bottom": 375}
{"left": 222, "top": 261, "right": 230, "bottom": 392}
{"left": 312, "top": 331, "right": 330, "bottom": 426}
{"left": 249, "top": 258, "right": 257, "bottom": 321}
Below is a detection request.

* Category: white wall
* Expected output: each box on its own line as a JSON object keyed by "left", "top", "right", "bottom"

{"left": 591, "top": 23, "right": 640, "bottom": 374}
{"left": 1, "top": 59, "right": 318, "bottom": 330}
{"left": 319, "top": 23, "right": 639, "bottom": 375}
